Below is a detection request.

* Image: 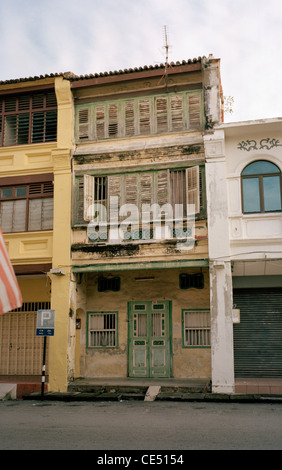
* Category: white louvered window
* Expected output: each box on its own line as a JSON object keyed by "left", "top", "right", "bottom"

{"left": 88, "top": 312, "right": 117, "bottom": 348}
{"left": 183, "top": 310, "right": 210, "bottom": 347}
{"left": 0, "top": 181, "right": 53, "bottom": 233}
{"left": 76, "top": 90, "right": 202, "bottom": 142}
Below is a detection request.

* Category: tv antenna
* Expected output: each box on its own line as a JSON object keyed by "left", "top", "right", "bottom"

{"left": 158, "top": 25, "right": 173, "bottom": 87}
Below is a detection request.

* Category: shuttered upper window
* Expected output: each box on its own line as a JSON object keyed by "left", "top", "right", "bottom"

{"left": 0, "top": 91, "right": 57, "bottom": 147}
{"left": 0, "top": 180, "right": 53, "bottom": 233}
{"left": 74, "top": 166, "right": 205, "bottom": 229}
{"left": 76, "top": 90, "right": 203, "bottom": 142}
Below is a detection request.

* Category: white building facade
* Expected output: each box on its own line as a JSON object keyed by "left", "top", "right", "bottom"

{"left": 205, "top": 118, "right": 282, "bottom": 393}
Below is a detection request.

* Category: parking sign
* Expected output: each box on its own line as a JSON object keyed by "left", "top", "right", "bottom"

{"left": 36, "top": 309, "right": 55, "bottom": 336}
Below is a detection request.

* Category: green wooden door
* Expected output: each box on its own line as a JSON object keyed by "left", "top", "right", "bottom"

{"left": 128, "top": 301, "right": 171, "bottom": 377}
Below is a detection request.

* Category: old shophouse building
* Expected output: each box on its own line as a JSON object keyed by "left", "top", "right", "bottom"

{"left": 0, "top": 74, "right": 73, "bottom": 392}
{"left": 69, "top": 55, "right": 223, "bottom": 386}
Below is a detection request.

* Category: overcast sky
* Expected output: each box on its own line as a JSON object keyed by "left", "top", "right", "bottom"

{"left": 0, "top": 0, "right": 281, "bottom": 123}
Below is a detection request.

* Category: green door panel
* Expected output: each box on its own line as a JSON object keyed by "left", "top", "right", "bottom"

{"left": 128, "top": 301, "right": 171, "bottom": 377}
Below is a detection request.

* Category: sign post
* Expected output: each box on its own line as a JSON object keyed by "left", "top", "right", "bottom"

{"left": 36, "top": 309, "right": 55, "bottom": 400}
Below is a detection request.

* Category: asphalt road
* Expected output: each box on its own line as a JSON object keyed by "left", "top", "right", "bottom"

{"left": 1, "top": 399, "right": 282, "bottom": 451}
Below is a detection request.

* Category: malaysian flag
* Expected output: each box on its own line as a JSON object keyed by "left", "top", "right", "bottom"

{"left": 0, "top": 228, "right": 22, "bottom": 314}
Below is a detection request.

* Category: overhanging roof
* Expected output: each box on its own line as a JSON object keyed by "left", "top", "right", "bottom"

{"left": 72, "top": 259, "right": 209, "bottom": 273}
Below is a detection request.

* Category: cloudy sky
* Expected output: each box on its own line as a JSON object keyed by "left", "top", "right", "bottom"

{"left": 0, "top": 0, "right": 281, "bottom": 123}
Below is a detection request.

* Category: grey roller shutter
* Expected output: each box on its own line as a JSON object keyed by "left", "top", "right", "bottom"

{"left": 233, "top": 288, "right": 282, "bottom": 378}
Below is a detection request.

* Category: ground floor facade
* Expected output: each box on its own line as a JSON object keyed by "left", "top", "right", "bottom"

{"left": 2, "top": 266, "right": 282, "bottom": 394}
{"left": 73, "top": 266, "right": 211, "bottom": 382}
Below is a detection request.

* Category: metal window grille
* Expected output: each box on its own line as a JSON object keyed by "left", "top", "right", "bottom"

{"left": 183, "top": 310, "right": 210, "bottom": 347}
{"left": 88, "top": 312, "right": 117, "bottom": 347}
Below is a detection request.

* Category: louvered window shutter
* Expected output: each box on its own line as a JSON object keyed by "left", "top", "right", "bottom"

{"left": 83, "top": 174, "right": 95, "bottom": 221}
{"left": 108, "top": 103, "right": 118, "bottom": 137}
{"left": 188, "top": 94, "right": 201, "bottom": 128}
{"left": 124, "top": 174, "right": 138, "bottom": 205}
{"left": 108, "top": 175, "right": 122, "bottom": 222}
{"left": 156, "top": 96, "right": 168, "bottom": 133}
{"left": 95, "top": 104, "right": 106, "bottom": 139}
{"left": 124, "top": 100, "right": 135, "bottom": 137}
{"left": 76, "top": 178, "right": 85, "bottom": 224}
{"left": 140, "top": 173, "right": 153, "bottom": 222}
{"left": 186, "top": 166, "right": 200, "bottom": 214}
{"left": 78, "top": 108, "right": 89, "bottom": 140}
{"left": 156, "top": 170, "right": 169, "bottom": 206}
{"left": 138, "top": 99, "right": 151, "bottom": 135}
{"left": 170, "top": 95, "right": 183, "bottom": 131}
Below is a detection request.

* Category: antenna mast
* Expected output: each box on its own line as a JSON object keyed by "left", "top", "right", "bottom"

{"left": 162, "top": 25, "right": 171, "bottom": 87}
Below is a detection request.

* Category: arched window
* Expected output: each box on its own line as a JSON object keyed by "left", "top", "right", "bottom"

{"left": 241, "top": 160, "right": 282, "bottom": 213}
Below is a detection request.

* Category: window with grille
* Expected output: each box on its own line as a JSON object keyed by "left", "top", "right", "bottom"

{"left": 0, "top": 180, "right": 53, "bottom": 233}
{"left": 75, "top": 166, "right": 205, "bottom": 230}
{"left": 0, "top": 91, "right": 57, "bottom": 147}
{"left": 87, "top": 312, "right": 117, "bottom": 348}
{"left": 182, "top": 309, "right": 210, "bottom": 347}
{"left": 76, "top": 90, "right": 203, "bottom": 142}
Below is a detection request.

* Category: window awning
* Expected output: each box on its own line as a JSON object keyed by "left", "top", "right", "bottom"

{"left": 72, "top": 258, "right": 209, "bottom": 273}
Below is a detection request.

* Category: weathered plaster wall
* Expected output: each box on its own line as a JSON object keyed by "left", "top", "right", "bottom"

{"left": 74, "top": 268, "right": 210, "bottom": 379}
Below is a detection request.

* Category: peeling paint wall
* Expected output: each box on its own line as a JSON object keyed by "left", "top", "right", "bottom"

{"left": 74, "top": 268, "right": 210, "bottom": 379}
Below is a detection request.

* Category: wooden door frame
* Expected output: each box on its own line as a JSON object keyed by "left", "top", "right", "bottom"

{"left": 127, "top": 300, "right": 173, "bottom": 378}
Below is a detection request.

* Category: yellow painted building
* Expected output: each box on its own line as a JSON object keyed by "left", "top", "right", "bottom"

{"left": 0, "top": 74, "right": 73, "bottom": 391}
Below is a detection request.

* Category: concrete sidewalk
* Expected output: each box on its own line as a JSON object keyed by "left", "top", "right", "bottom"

{"left": 2, "top": 376, "right": 282, "bottom": 402}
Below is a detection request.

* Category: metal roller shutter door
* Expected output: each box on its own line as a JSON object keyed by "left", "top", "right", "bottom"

{"left": 233, "top": 288, "right": 282, "bottom": 378}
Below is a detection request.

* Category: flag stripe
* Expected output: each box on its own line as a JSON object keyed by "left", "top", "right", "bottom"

{"left": 0, "top": 228, "right": 22, "bottom": 314}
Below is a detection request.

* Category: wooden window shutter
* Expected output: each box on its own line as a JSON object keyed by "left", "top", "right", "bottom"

{"left": 156, "top": 96, "right": 168, "bottom": 133}
{"left": 108, "top": 175, "right": 122, "bottom": 222}
{"left": 140, "top": 173, "right": 153, "bottom": 221}
{"left": 76, "top": 178, "right": 85, "bottom": 224}
{"left": 78, "top": 108, "right": 89, "bottom": 140}
{"left": 138, "top": 99, "right": 151, "bottom": 135}
{"left": 95, "top": 104, "right": 106, "bottom": 139}
{"left": 186, "top": 166, "right": 200, "bottom": 214}
{"left": 83, "top": 174, "right": 94, "bottom": 221}
{"left": 124, "top": 174, "right": 138, "bottom": 206}
{"left": 124, "top": 100, "right": 135, "bottom": 137}
{"left": 170, "top": 95, "right": 183, "bottom": 131}
{"left": 156, "top": 170, "right": 169, "bottom": 206}
{"left": 188, "top": 94, "right": 201, "bottom": 128}
{"left": 108, "top": 103, "right": 118, "bottom": 137}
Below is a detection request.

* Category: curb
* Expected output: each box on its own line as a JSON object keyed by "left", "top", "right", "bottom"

{"left": 21, "top": 390, "right": 282, "bottom": 403}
